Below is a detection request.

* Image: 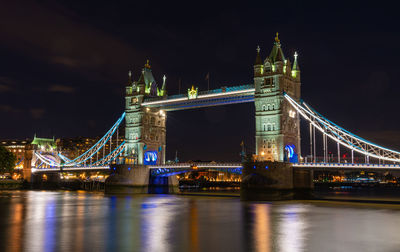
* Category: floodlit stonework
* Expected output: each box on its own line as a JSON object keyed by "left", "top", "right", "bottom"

{"left": 254, "top": 33, "right": 301, "bottom": 162}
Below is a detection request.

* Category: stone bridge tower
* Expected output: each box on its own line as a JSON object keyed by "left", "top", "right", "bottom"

{"left": 254, "top": 33, "right": 301, "bottom": 162}
{"left": 124, "top": 60, "right": 167, "bottom": 165}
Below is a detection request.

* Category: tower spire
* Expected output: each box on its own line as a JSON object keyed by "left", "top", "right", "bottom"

{"left": 293, "top": 51, "right": 300, "bottom": 71}
{"left": 128, "top": 70, "right": 132, "bottom": 84}
{"left": 269, "top": 32, "right": 285, "bottom": 63}
{"left": 291, "top": 51, "right": 300, "bottom": 79}
{"left": 254, "top": 45, "right": 262, "bottom": 65}
{"left": 162, "top": 75, "right": 166, "bottom": 90}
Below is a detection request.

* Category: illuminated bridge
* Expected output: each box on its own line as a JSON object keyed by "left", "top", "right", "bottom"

{"left": 30, "top": 90, "right": 400, "bottom": 176}
{"left": 25, "top": 35, "right": 400, "bottom": 192}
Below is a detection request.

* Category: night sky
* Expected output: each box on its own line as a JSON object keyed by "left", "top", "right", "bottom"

{"left": 1, "top": 1, "right": 400, "bottom": 162}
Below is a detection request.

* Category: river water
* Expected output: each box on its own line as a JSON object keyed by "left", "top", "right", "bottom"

{"left": 0, "top": 191, "right": 400, "bottom": 252}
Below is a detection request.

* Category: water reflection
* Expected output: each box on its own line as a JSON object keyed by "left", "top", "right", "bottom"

{"left": 8, "top": 200, "right": 24, "bottom": 252}
{"left": 276, "top": 205, "right": 308, "bottom": 252}
{"left": 140, "top": 196, "right": 180, "bottom": 252}
{"left": 252, "top": 204, "right": 271, "bottom": 252}
{"left": 24, "top": 192, "right": 47, "bottom": 251}
{"left": 189, "top": 200, "right": 199, "bottom": 252}
{"left": 1, "top": 191, "right": 400, "bottom": 251}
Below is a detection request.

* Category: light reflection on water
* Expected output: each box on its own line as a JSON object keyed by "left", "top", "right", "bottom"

{"left": 0, "top": 191, "right": 400, "bottom": 251}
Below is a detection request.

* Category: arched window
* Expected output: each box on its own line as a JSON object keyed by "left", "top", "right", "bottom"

{"left": 262, "top": 105, "right": 266, "bottom": 111}
{"left": 271, "top": 104, "right": 275, "bottom": 110}
{"left": 267, "top": 124, "right": 272, "bottom": 131}
{"left": 263, "top": 124, "right": 266, "bottom": 131}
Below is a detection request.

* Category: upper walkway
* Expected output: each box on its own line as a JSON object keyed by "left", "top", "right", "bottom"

{"left": 141, "top": 84, "right": 255, "bottom": 111}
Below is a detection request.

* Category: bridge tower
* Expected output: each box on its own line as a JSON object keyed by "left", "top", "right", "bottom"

{"left": 124, "top": 60, "right": 167, "bottom": 165}
{"left": 254, "top": 33, "right": 301, "bottom": 162}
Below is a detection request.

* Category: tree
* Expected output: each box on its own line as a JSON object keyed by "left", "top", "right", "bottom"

{"left": 0, "top": 146, "right": 16, "bottom": 173}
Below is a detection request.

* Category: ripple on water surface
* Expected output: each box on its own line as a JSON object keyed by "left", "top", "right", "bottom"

{"left": 0, "top": 191, "right": 399, "bottom": 252}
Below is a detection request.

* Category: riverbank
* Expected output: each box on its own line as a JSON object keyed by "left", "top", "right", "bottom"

{"left": 0, "top": 179, "right": 24, "bottom": 189}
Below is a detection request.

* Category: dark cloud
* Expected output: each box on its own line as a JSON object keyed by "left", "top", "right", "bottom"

{"left": 0, "top": 77, "right": 17, "bottom": 92}
{"left": 0, "top": 1, "right": 145, "bottom": 82}
{"left": 0, "top": 84, "right": 12, "bottom": 93}
{"left": 48, "top": 85, "right": 75, "bottom": 93}
{"left": 29, "top": 109, "right": 45, "bottom": 119}
{"left": 0, "top": 105, "right": 21, "bottom": 114}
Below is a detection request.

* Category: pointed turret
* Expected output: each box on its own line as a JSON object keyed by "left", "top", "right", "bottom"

{"left": 136, "top": 69, "right": 146, "bottom": 94}
{"left": 292, "top": 51, "right": 300, "bottom": 71}
{"left": 268, "top": 32, "right": 286, "bottom": 72}
{"left": 291, "top": 51, "right": 301, "bottom": 80}
{"left": 157, "top": 74, "right": 167, "bottom": 97}
{"left": 254, "top": 45, "right": 264, "bottom": 77}
{"left": 162, "top": 75, "right": 166, "bottom": 90}
{"left": 255, "top": 45, "right": 262, "bottom": 65}
{"left": 128, "top": 70, "right": 133, "bottom": 85}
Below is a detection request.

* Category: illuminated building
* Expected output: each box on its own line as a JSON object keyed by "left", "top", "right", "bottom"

{"left": 0, "top": 138, "right": 31, "bottom": 170}
{"left": 125, "top": 60, "right": 167, "bottom": 165}
{"left": 254, "top": 33, "right": 301, "bottom": 162}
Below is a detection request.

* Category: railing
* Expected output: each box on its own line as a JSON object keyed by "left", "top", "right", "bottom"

{"left": 293, "top": 162, "right": 400, "bottom": 170}
{"left": 148, "top": 162, "right": 243, "bottom": 169}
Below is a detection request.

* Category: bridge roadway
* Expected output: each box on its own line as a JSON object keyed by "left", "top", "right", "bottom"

{"left": 149, "top": 162, "right": 400, "bottom": 176}
{"left": 31, "top": 162, "right": 400, "bottom": 175}
{"left": 32, "top": 166, "right": 110, "bottom": 173}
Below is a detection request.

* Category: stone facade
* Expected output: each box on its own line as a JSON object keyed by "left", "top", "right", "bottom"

{"left": 254, "top": 33, "right": 301, "bottom": 162}
{"left": 124, "top": 61, "right": 167, "bottom": 165}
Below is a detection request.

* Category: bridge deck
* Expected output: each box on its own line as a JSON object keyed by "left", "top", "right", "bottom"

{"left": 32, "top": 166, "right": 110, "bottom": 173}
{"left": 31, "top": 162, "right": 400, "bottom": 174}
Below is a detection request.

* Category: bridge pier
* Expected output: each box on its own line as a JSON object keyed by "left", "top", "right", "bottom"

{"left": 240, "top": 161, "right": 313, "bottom": 200}
{"left": 105, "top": 164, "right": 178, "bottom": 194}
{"left": 31, "top": 172, "right": 61, "bottom": 189}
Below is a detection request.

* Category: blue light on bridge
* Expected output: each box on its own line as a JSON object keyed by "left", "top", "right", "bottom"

{"left": 285, "top": 144, "right": 298, "bottom": 163}
{"left": 128, "top": 167, "right": 131, "bottom": 171}
{"left": 265, "top": 166, "right": 269, "bottom": 169}
{"left": 144, "top": 151, "right": 158, "bottom": 165}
